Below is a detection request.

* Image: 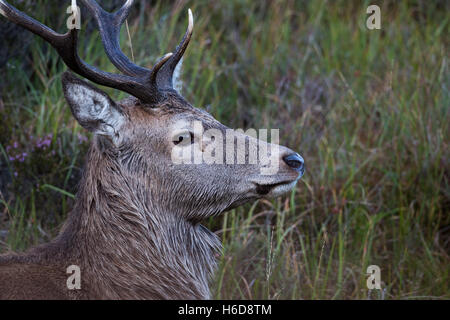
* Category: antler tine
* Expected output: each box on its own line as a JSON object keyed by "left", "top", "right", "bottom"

{"left": 80, "top": 0, "right": 149, "bottom": 77}
{"left": 0, "top": 0, "right": 65, "bottom": 46}
{"left": 150, "top": 52, "right": 173, "bottom": 85}
{"left": 114, "top": 0, "right": 135, "bottom": 25}
{"left": 156, "top": 9, "right": 194, "bottom": 90}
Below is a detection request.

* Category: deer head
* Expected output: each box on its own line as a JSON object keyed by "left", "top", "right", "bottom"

{"left": 0, "top": 0, "right": 304, "bottom": 221}
{"left": 0, "top": 0, "right": 305, "bottom": 299}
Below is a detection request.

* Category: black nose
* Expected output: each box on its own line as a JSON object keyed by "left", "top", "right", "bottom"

{"left": 283, "top": 153, "right": 305, "bottom": 172}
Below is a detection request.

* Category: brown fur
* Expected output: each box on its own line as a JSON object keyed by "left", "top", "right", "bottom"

{"left": 0, "top": 1, "right": 304, "bottom": 299}
{"left": 0, "top": 76, "right": 302, "bottom": 300}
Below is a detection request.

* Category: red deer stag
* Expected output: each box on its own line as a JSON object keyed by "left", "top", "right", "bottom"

{"left": 0, "top": 0, "right": 305, "bottom": 299}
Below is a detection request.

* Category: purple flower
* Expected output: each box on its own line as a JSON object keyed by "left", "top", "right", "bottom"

{"left": 77, "top": 133, "right": 88, "bottom": 144}
{"left": 42, "top": 139, "right": 51, "bottom": 147}
{"left": 36, "top": 136, "right": 51, "bottom": 149}
{"left": 18, "top": 152, "right": 28, "bottom": 162}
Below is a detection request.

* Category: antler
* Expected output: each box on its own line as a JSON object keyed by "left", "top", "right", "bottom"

{"left": 0, "top": 0, "right": 193, "bottom": 104}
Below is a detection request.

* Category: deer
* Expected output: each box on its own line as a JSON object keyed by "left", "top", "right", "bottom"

{"left": 0, "top": 0, "right": 305, "bottom": 299}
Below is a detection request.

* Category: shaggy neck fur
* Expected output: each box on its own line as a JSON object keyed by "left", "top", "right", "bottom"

{"left": 55, "top": 139, "right": 221, "bottom": 299}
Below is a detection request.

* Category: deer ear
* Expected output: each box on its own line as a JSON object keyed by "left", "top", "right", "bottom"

{"left": 62, "top": 72, "right": 125, "bottom": 136}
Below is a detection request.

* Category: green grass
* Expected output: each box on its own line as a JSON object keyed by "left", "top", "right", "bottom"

{"left": 0, "top": 0, "right": 448, "bottom": 299}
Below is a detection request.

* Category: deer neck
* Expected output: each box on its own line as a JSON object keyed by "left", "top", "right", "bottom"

{"left": 61, "top": 142, "right": 221, "bottom": 299}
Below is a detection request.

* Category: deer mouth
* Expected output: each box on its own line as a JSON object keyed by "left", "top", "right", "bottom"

{"left": 255, "top": 180, "right": 297, "bottom": 196}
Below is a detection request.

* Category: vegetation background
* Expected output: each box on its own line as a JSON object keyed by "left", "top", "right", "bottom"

{"left": 0, "top": 0, "right": 448, "bottom": 299}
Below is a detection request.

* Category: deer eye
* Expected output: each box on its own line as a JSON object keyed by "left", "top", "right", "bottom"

{"left": 173, "top": 131, "right": 194, "bottom": 146}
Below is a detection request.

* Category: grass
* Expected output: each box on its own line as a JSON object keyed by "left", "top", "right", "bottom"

{"left": 0, "top": 0, "right": 448, "bottom": 299}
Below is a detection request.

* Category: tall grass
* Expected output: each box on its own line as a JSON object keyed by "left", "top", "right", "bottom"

{"left": 0, "top": 0, "right": 448, "bottom": 299}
